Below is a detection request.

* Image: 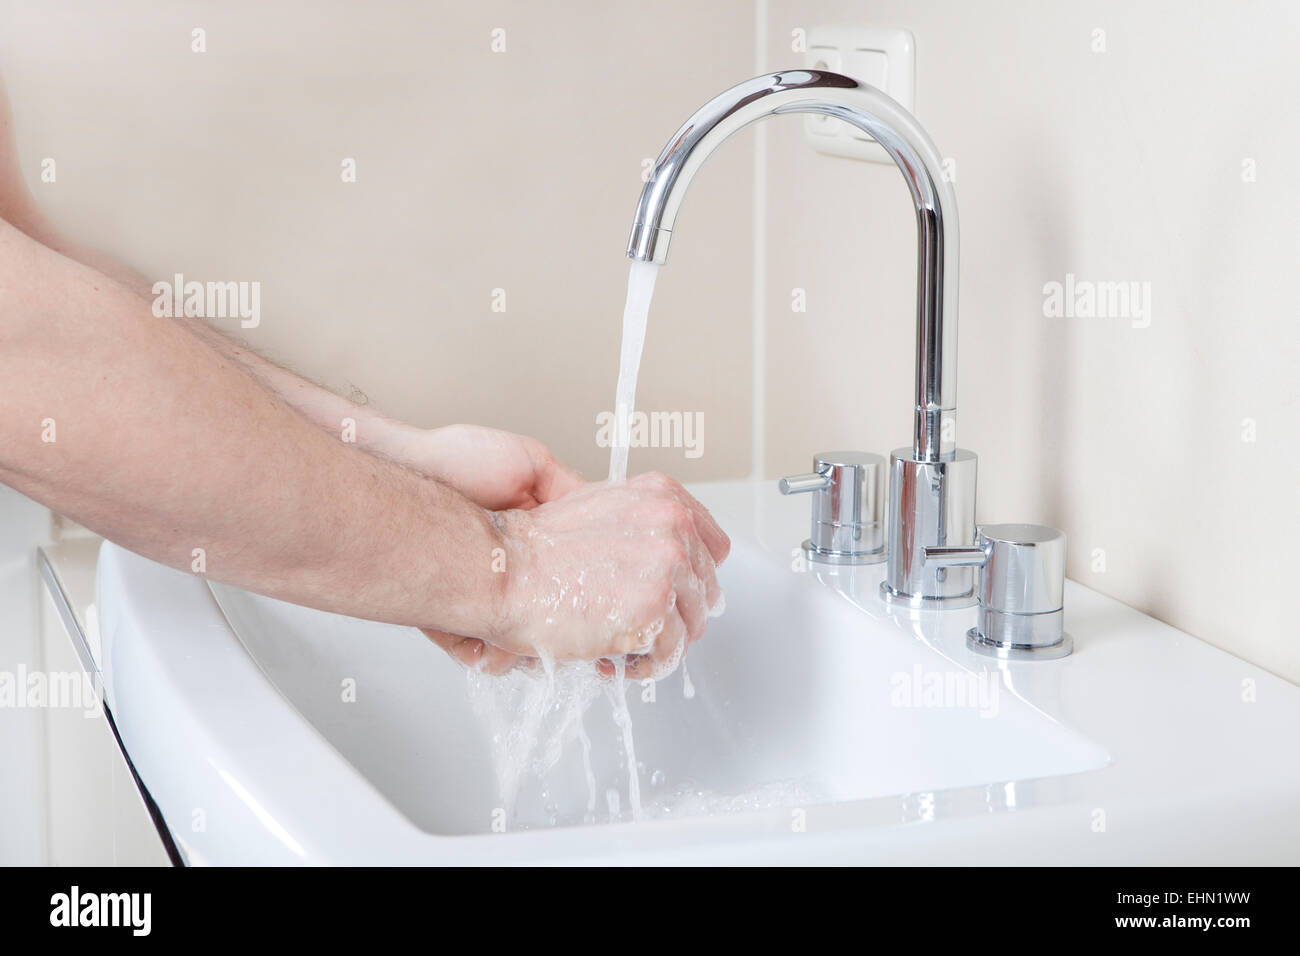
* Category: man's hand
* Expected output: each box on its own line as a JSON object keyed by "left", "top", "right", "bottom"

{"left": 391, "top": 423, "right": 583, "bottom": 511}
{"left": 422, "top": 471, "right": 730, "bottom": 679}
{"left": 438, "top": 473, "right": 730, "bottom": 679}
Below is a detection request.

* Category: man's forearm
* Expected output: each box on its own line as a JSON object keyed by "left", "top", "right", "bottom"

{"left": 176, "top": 316, "right": 418, "bottom": 460}
{"left": 0, "top": 169, "right": 412, "bottom": 463}
{"left": 0, "top": 220, "right": 504, "bottom": 637}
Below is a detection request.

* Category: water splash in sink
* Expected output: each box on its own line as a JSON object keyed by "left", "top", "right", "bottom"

{"left": 603, "top": 657, "right": 642, "bottom": 818}
{"left": 465, "top": 652, "right": 602, "bottom": 821}
{"left": 464, "top": 651, "right": 825, "bottom": 829}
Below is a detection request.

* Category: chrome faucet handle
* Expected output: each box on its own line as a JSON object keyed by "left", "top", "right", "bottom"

{"left": 778, "top": 451, "right": 885, "bottom": 565}
{"left": 924, "top": 524, "right": 1073, "bottom": 660}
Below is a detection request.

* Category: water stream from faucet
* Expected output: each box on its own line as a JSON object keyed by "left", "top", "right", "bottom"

{"left": 592, "top": 260, "right": 663, "bottom": 819}
{"left": 588, "top": 259, "right": 663, "bottom": 819}
{"left": 463, "top": 260, "right": 811, "bottom": 829}
{"left": 465, "top": 262, "right": 664, "bottom": 828}
{"left": 608, "top": 260, "right": 660, "bottom": 482}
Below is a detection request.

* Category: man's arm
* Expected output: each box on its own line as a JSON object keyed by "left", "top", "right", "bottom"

{"left": 0, "top": 218, "right": 505, "bottom": 636}
{"left": 0, "top": 76, "right": 728, "bottom": 671}
{"left": 2, "top": 76, "right": 584, "bottom": 513}
{"left": 9, "top": 221, "right": 579, "bottom": 510}
{"left": 0, "top": 219, "right": 729, "bottom": 671}
{"left": 0, "top": 75, "right": 421, "bottom": 466}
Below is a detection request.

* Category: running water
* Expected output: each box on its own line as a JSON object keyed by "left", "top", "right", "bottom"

{"left": 607, "top": 261, "right": 660, "bottom": 482}
{"left": 461, "top": 260, "right": 800, "bottom": 830}
{"left": 464, "top": 263, "right": 665, "bottom": 827}
{"left": 598, "top": 261, "right": 664, "bottom": 817}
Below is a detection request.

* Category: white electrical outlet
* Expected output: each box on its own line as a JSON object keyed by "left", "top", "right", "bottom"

{"left": 803, "top": 26, "right": 915, "bottom": 164}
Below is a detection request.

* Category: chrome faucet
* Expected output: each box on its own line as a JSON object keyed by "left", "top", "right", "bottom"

{"left": 627, "top": 70, "right": 977, "bottom": 608}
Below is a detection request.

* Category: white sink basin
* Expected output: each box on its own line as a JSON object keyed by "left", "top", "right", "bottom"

{"left": 96, "top": 481, "right": 1300, "bottom": 864}
{"left": 204, "top": 532, "right": 1105, "bottom": 836}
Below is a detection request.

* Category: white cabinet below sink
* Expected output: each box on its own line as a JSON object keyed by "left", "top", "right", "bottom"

{"left": 38, "top": 542, "right": 171, "bottom": 867}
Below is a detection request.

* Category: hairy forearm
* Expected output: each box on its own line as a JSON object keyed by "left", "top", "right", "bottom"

{"left": 0, "top": 166, "right": 409, "bottom": 461}
{"left": 176, "top": 316, "right": 417, "bottom": 459}
{"left": 83, "top": 241, "right": 414, "bottom": 460}
{"left": 117, "top": 263, "right": 415, "bottom": 461}
{"left": 0, "top": 221, "right": 504, "bottom": 636}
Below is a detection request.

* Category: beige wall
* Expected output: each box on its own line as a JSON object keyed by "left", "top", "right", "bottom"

{"left": 2, "top": 1, "right": 1296, "bottom": 681}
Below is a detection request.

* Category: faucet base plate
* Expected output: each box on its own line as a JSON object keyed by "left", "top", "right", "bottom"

{"left": 965, "top": 627, "right": 1074, "bottom": 661}
{"left": 879, "top": 581, "right": 977, "bottom": 610}
{"left": 802, "top": 539, "right": 885, "bottom": 566}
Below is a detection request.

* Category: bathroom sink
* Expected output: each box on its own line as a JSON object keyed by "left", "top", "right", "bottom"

{"left": 197, "top": 519, "right": 1104, "bottom": 837}
{"left": 95, "top": 481, "right": 1300, "bottom": 864}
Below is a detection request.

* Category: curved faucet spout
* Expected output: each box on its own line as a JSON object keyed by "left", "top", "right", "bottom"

{"left": 626, "top": 70, "right": 958, "bottom": 462}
